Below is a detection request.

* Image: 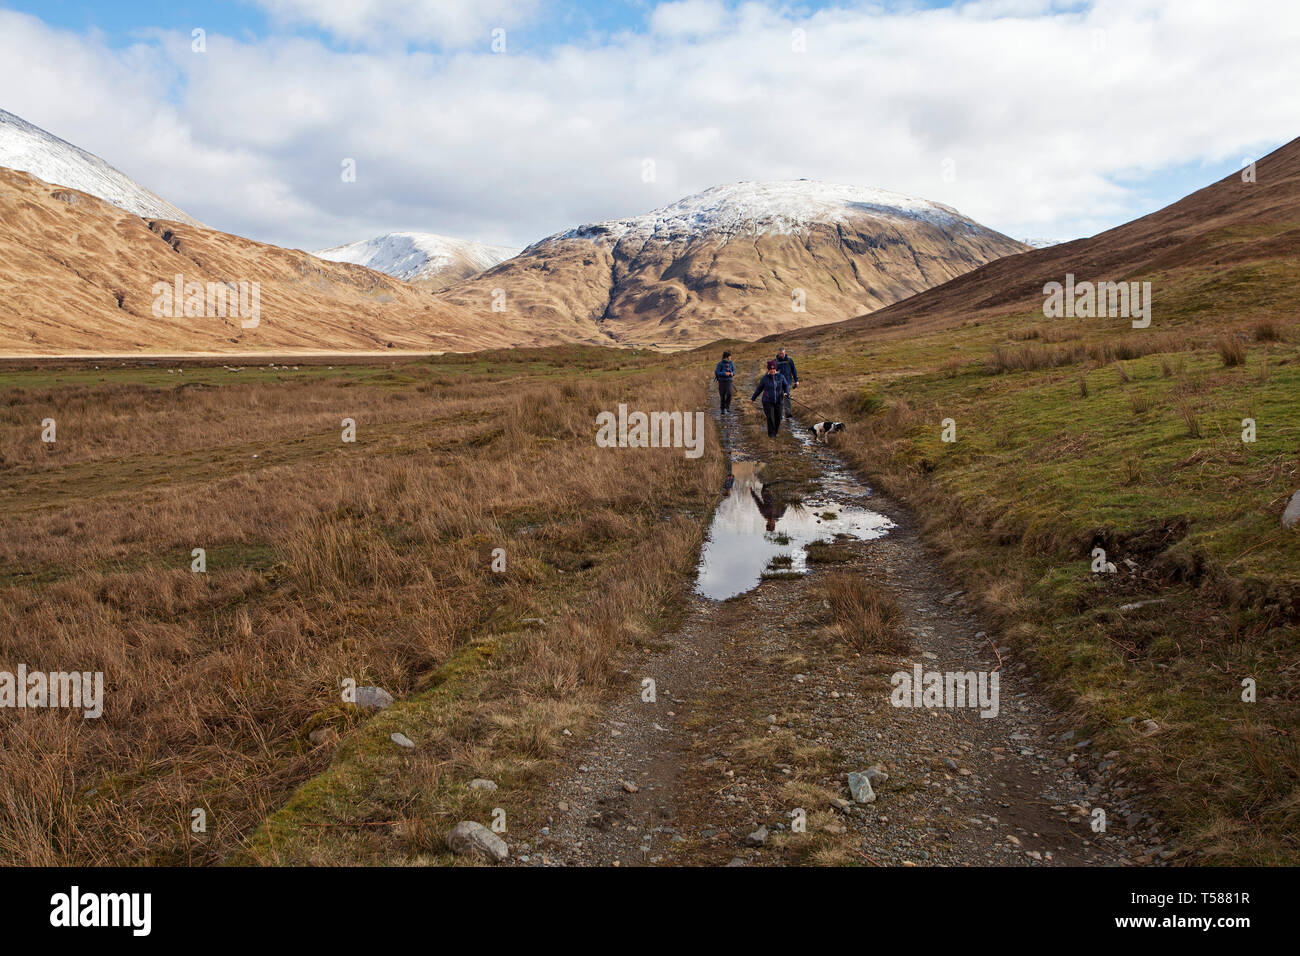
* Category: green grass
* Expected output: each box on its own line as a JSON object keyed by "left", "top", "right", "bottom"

{"left": 801, "top": 307, "right": 1300, "bottom": 863}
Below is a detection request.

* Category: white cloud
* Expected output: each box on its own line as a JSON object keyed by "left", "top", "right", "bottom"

{"left": 251, "top": 0, "right": 544, "bottom": 48}
{"left": 649, "top": 0, "right": 730, "bottom": 37}
{"left": 0, "top": 1, "right": 1296, "bottom": 252}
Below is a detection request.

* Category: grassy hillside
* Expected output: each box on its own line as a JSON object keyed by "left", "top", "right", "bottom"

{"left": 777, "top": 300, "right": 1299, "bottom": 864}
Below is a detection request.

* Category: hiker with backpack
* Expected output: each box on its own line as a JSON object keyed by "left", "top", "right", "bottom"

{"left": 775, "top": 348, "right": 798, "bottom": 417}
{"left": 714, "top": 350, "right": 736, "bottom": 413}
{"left": 751, "top": 360, "right": 791, "bottom": 437}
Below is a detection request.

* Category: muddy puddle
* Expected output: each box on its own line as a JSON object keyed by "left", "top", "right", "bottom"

{"left": 694, "top": 455, "right": 893, "bottom": 601}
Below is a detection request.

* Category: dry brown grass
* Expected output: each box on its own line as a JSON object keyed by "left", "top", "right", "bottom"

{"left": 1217, "top": 336, "right": 1248, "bottom": 367}
{"left": 1177, "top": 395, "right": 1202, "bottom": 438}
{"left": 0, "top": 353, "right": 723, "bottom": 864}
{"left": 985, "top": 331, "right": 1188, "bottom": 374}
{"left": 1129, "top": 391, "right": 1153, "bottom": 415}
{"left": 1253, "top": 321, "right": 1283, "bottom": 342}
{"left": 822, "top": 573, "right": 906, "bottom": 653}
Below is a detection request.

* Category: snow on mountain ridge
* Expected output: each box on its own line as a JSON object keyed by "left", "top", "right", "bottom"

{"left": 0, "top": 108, "right": 200, "bottom": 225}
{"left": 543, "top": 180, "right": 973, "bottom": 249}
{"left": 312, "top": 232, "right": 520, "bottom": 284}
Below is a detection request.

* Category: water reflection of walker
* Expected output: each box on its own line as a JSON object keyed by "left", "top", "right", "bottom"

{"left": 699, "top": 458, "right": 893, "bottom": 601}
{"left": 722, "top": 461, "right": 791, "bottom": 532}
{"left": 750, "top": 484, "right": 785, "bottom": 532}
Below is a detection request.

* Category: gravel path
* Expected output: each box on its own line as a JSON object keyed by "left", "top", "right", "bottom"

{"left": 509, "top": 398, "right": 1167, "bottom": 867}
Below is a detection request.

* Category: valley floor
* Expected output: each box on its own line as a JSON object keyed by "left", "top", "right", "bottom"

{"left": 2, "top": 337, "right": 1287, "bottom": 866}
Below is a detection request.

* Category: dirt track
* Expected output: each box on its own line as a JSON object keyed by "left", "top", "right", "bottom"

{"left": 509, "top": 396, "right": 1167, "bottom": 867}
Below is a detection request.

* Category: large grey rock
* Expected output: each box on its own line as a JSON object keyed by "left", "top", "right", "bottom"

{"left": 447, "top": 821, "right": 509, "bottom": 863}
{"left": 468, "top": 778, "right": 498, "bottom": 791}
{"left": 1283, "top": 491, "right": 1300, "bottom": 529}
{"left": 847, "top": 772, "right": 877, "bottom": 804}
{"left": 354, "top": 686, "right": 394, "bottom": 710}
{"left": 745, "top": 825, "right": 769, "bottom": 847}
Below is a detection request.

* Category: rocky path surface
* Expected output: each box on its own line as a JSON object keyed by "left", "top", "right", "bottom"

{"left": 509, "top": 398, "right": 1167, "bottom": 867}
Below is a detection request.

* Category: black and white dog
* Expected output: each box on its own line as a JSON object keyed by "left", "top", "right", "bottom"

{"left": 810, "top": 421, "right": 846, "bottom": 443}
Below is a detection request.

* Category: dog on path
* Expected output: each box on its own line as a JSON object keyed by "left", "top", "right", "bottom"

{"left": 810, "top": 421, "right": 846, "bottom": 443}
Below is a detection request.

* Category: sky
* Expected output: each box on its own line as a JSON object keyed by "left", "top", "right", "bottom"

{"left": 0, "top": 0, "right": 1296, "bottom": 252}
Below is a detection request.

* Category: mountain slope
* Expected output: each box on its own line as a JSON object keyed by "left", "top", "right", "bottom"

{"left": 0, "top": 164, "right": 639, "bottom": 354}
{"left": 0, "top": 108, "right": 201, "bottom": 226}
{"left": 803, "top": 136, "right": 1300, "bottom": 345}
{"left": 313, "top": 232, "right": 519, "bottom": 288}
{"left": 0, "top": 166, "right": 586, "bottom": 354}
{"left": 434, "top": 181, "right": 1029, "bottom": 348}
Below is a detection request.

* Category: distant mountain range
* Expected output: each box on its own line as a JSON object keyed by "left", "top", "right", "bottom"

{"left": 0, "top": 107, "right": 1046, "bottom": 354}
{"left": 313, "top": 232, "right": 519, "bottom": 289}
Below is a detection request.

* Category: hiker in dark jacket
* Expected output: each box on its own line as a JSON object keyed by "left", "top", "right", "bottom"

{"left": 775, "top": 348, "right": 798, "bottom": 416}
{"left": 751, "top": 361, "right": 791, "bottom": 437}
{"left": 714, "top": 350, "right": 736, "bottom": 413}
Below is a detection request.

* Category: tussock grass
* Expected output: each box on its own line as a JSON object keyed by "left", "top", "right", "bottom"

{"left": 1176, "top": 396, "right": 1202, "bottom": 438}
{"left": 986, "top": 331, "right": 1188, "bottom": 374}
{"left": 805, "top": 539, "right": 853, "bottom": 564}
{"left": 1217, "top": 336, "right": 1247, "bottom": 367}
{"left": 1253, "top": 321, "right": 1282, "bottom": 343}
{"left": 822, "top": 573, "right": 906, "bottom": 653}
{"left": 0, "top": 350, "right": 723, "bottom": 865}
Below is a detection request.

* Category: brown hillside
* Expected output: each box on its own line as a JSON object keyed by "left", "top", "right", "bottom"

{"left": 437, "top": 188, "right": 1028, "bottom": 349}
{"left": 0, "top": 167, "right": 607, "bottom": 355}
{"left": 802, "top": 137, "right": 1300, "bottom": 345}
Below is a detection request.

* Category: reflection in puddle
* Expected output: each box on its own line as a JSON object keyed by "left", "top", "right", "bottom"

{"left": 694, "top": 460, "right": 893, "bottom": 601}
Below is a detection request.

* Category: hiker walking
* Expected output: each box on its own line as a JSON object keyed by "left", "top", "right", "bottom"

{"left": 774, "top": 348, "right": 798, "bottom": 417}
{"left": 714, "top": 350, "right": 736, "bottom": 413}
{"left": 751, "top": 360, "right": 791, "bottom": 437}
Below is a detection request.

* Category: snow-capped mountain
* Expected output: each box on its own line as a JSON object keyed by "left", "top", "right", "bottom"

{"left": 437, "top": 180, "right": 1029, "bottom": 347}
{"left": 1021, "top": 237, "right": 1064, "bottom": 249}
{"left": 0, "top": 108, "right": 200, "bottom": 225}
{"left": 313, "top": 232, "right": 520, "bottom": 287}
{"left": 544, "top": 181, "right": 968, "bottom": 248}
